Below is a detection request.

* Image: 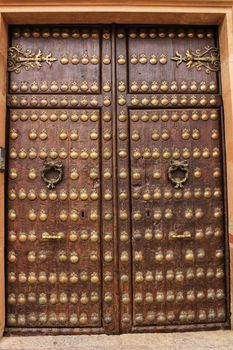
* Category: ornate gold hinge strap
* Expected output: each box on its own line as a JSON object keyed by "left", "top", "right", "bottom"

{"left": 7, "top": 44, "right": 57, "bottom": 73}
{"left": 171, "top": 46, "right": 220, "bottom": 74}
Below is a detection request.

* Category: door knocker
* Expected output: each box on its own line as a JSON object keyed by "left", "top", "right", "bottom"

{"left": 41, "top": 160, "right": 64, "bottom": 189}
{"left": 168, "top": 159, "right": 189, "bottom": 188}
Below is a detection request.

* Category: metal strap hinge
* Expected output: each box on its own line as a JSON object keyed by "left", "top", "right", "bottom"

{"left": 0, "top": 147, "right": 6, "bottom": 172}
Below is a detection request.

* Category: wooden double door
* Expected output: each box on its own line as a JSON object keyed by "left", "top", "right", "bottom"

{"left": 6, "top": 24, "right": 229, "bottom": 334}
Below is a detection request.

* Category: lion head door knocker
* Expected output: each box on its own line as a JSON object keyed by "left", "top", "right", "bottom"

{"left": 168, "top": 159, "right": 189, "bottom": 189}
{"left": 41, "top": 160, "right": 64, "bottom": 189}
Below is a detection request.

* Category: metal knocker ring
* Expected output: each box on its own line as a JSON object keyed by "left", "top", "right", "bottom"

{"left": 41, "top": 160, "right": 64, "bottom": 189}
{"left": 168, "top": 159, "right": 189, "bottom": 189}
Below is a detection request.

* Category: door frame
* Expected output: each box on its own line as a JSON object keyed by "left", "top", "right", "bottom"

{"left": 0, "top": 2, "right": 233, "bottom": 336}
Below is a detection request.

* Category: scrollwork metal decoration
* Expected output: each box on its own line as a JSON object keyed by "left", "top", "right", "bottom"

{"left": 171, "top": 46, "right": 220, "bottom": 74}
{"left": 168, "top": 159, "right": 189, "bottom": 189}
{"left": 7, "top": 45, "right": 57, "bottom": 73}
{"left": 41, "top": 160, "right": 64, "bottom": 189}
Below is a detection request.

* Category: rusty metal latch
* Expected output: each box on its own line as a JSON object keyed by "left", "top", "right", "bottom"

{"left": 0, "top": 147, "right": 5, "bottom": 172}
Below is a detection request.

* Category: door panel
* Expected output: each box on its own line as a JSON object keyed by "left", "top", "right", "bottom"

{"left": 129, "top": 108, "right": 226, "bottom": 326}
{"left": 7, "top": 108, "right": 102, "bottom": 328}
{"left": 7, "top": 25, "right": 118, "bottom": 333}
{"left": 6, "top": 24, "right": 229, "bottom": 334}
{"left": 116, "top": 26, "right": 228, "bottom": 332}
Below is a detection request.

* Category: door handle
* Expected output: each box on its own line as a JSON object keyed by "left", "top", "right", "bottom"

{"left": 169, "top": 231, "right": 191, "bottom": 240}
{"left": 41, "top": 160, "right": 64, "bottom": 189}
{"left": 168, "top": 159, "right": 189, "bottom": 188}
{"left": 42, "top": 232, "right": 64, "bottom": 240}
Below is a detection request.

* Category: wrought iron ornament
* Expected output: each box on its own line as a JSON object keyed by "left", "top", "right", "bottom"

{"left": 168, "top": 159, "right": 189, "bottom": 188}
{"left": 41, "top": 160, "right": 64, "bottom": 189}
{"left": 7, "top": 45, "right": 57, "bottom": 73}
{"left": 171, "top": 46, "right": 220, "bottom": 74}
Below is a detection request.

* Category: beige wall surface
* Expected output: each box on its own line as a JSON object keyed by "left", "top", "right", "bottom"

{"left": 0, "top": 0, "right": 233, "bottom": 336}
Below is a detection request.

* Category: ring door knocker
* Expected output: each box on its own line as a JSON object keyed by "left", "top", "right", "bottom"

{"left": 168, "top": 159, "right": 189, "bottom": 189}
{"left": 41, "top": 160, "right": 64, "bottom": 189}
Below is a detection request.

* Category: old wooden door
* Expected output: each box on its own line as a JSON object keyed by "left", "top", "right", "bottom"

{"left": 6, "top": 25, "right": 229, "bottom": 334}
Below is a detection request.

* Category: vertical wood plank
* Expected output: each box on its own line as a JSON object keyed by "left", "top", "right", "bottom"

{"left": 0, "top": 13, "right": 8, "bottom": 337}
{"left": 219, "top": 9, "right": 233, "bottom": 329}
{"left": 116, "top": 27, "right": 133, "bottom": 333}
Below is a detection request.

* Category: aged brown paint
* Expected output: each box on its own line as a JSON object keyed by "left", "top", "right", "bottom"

{"left": 5, "top": 25, "right": 229, "bottom": 335}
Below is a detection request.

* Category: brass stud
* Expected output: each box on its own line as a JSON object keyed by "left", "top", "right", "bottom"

{"left": 118, "top": 81, "right": 126, "bottom": 92}
{"left": 129, "top": 30, "right": 137, "bottom": 38}
{"left": 141, "top": 81, "right": 149, "bottom": 91}
{"left": 118, "top": 55, "right": 126, "bottom": 65}
{"left": 130, "top": 54, "right": 138, "bottom": 64}
{"left": 149, "top": 54, "right": 157, "bottom": 64}
{"left": 103, "top": 55, "right": 111, "bottom": 64}
{"left": 151, "top": 81, "right": 159, "bottom": 91}
{"left": 159, "top": 54, "right": 167, "bottom": 64}
{"left": 118, "top": 95, "right": 126, "bottom": 105}
{"left": 139, "top": 54, "right": 147, "bottom": 64}
{"left": 190, "top": 95, "right": 198, "bottom": 106}
{"left": 199, "top": 95, "right": 208, "bottom": 106}
{"left": 171, "top": 95, "right": 178, "bottom": 105}
{"left": 18, "top": 188, "right": 26, "bottom": 200}
{"left": 190, "top": 81, "right": 198, "bottom": 91}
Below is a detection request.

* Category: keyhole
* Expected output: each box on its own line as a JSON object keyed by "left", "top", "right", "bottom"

{"left": 81, "top": 210, "right": 85, "bottom": 218}
{"left": 147, "top": 210, "right": 150, "bottom": 217}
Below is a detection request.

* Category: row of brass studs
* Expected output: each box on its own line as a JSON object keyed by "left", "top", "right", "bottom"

{"left": 128, "top": 207, "right": 222, "bottom": 221}
{"left": 118, "top": 54, "right": 167, "bottom": 65}
{"left": 8, "top": 210, "right": 112, "bottom": 222}
{"left": 130, "top": 188, "right": 222, "bottom": 200}
{"left": 10, "top": 81, "right": 111, "bottom": 93}
{"left": 12, "top": 28, "right": 107, "bottom": 39}
{"left": 130, "top": 54, "right": 166, "bottom": 65}
{"left": 18, "top": 129, "right": 108, "bottom": 141}
{"left": 130, "top": 147, "right": 220, "bottom": 160}
{"left": 133, "top": 289, "right": 224, "bottom": 304}
{"left": 9, "top": 167, "right": 111, "bottom": 181}
{"left": 8, "top": 312, "right": 100, "bottom": 326}
{"left": 126, "top": 28, "right": 214, "bottom": 39}
{"left": 8, "top": 147, "right": 221, "bottom": 160}
{"left": 10, "top": 111, "right": 103, "bottom": 122}
{"left": 60, "top": 54, "right": 99, "bottom": 65}
{"left": 11, "top": 166, "right": 220, "bottom": 181}
{"left": 8, "top": 209, "right": 101, "bottom": 222}
{"left": 128, "top": 110, "right": 218, "bottom": 122}
{"left": 7, "top": 292, "right": 224, "bottom": 314}
{"left": 8, "top": 188, "right": 112, "bottom": 201}
{"left": 131, "top": 167, "right": 221, "bottom": 180}
{"left": 132, "top": 227, "right": 222, "bottom": 241}
{"left": 8, "top": 230, "right": 99, "bottom": 242}
{"left": 8, "top": 250, "right": 102, "bottom": 264}
{"left": 129, "top": 81, "right": 217, "bottom": 92}
{"left": 8, "top": 250, "right": 81, "bottom": 263}
{"left": 9, "top": 148, "right": 110, "bottom": 160}
{"left": 130, "top": 129, "right": 219, "bottom": 141}
{"left": 133, "top": 267, "right": 224, "bottom": 282}
{"left": 11, "top": 129, "right": 108, "bottom": 141}
{"left": 8, "top": 271, "right": 104, "bottom": 283}
{"left": 119, "top": 95, "right": 218, "bottom": 107}
{"left": 8, "top": 227, "right": 222, "bottom": 243}
{"left": 133, "top": 308, "right": 225, "bottom": 324}
{"left": 9, "top": 95, "right": 111, "bottom": 107}
{"left": 10, "top": 187, "right": 215, "bottom": 202}
{"left": 8, "top": 292, "right": 101, "bottom": 305}
{"left": 11, "top": 129, "right": 110, "bottom": 141}
{"left": 8, "top": 189, "right": 100, "bottom": 201}
{"left": 153, "top": 248, "right": 222, "bottom": 262}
